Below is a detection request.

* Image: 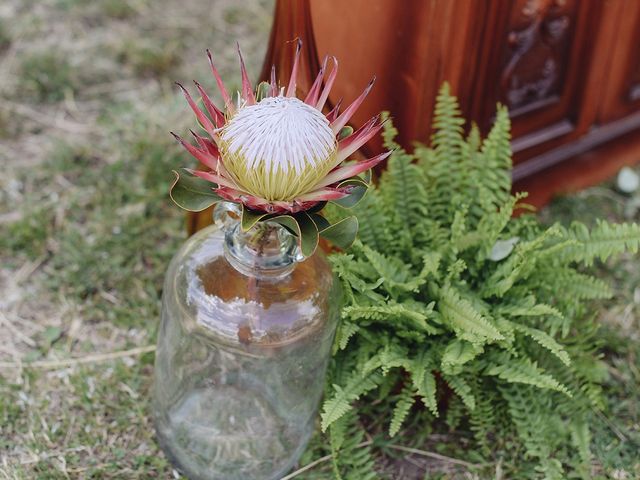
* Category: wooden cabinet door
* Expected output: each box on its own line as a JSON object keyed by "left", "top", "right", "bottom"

{"left": 471, "top": 0, "right": 605, "bottom": 162}
{"left": 597, "top": 1, "right": 640, "bottom": 123}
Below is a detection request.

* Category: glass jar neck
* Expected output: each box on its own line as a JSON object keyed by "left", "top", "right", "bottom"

{"left": 215, "top": 203, "right": 301, "bottom": 279}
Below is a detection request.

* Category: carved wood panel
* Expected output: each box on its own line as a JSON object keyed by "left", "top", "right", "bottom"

{"left": 472, "top": 0, "right": 603, "bottom": 163}
{"left": 500, "top": 0, "right": 577, "bottom": 117}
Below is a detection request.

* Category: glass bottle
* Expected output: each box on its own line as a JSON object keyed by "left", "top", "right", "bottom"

{"left": 152, "top": 203, "right": 341, "bottom": 480}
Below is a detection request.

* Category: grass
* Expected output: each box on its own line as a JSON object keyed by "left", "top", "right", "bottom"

{"left": 0, "top": 0, "right": 272, "bottom": 477}
{"left": 0, "top": 0, "right": 638, "bottom": 478}
{"left": 19, "top": 52, "right": 76, "bottom": 102}
{"left": 115, "top": 39, "right": 182, "bottom": 78}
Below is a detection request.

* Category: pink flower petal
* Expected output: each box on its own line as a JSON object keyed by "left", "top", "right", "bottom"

{"left": 207, "top": 49, "right": 234, "bottom": 114}
{"left": 335, "top": 115, "right": 383, "bottom": 163}
{"left": 330, "top": 77, "right": 376, "bottom": 134}
{"left": 325, "top": 98, "right": 342, "bottom": 123}
{"left": 237, "top": 43, "right": 256, "bottom": 105}
{"left": 187, "top": 169, "right": 240, "bottom": 190}
{"left": 316, "top": 56, "right": 338, "bottom": 111}
{"left": 194, "top": 80, "right": 225, "bottom": 127}
{"left": 286, "top": 38, "right": 303, "bottom": 97}
{"left": 304, "top": 57, "right": 326, "bottom": 106}
{"left": 176, "top": 82, "right": 216, "bottom": 138}
{"left": 296, "top": 187, "right": 349, "bottom": 202}
{"left": 171, "top": 132, "right": 219, "bottom": 171}
{"left": 189, "top": 130, "right": 219, "bottom": 157}
{"left": 312, "top": 150, "right": 391, "bottom": 189}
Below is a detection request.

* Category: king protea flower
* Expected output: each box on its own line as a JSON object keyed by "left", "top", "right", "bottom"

{"left": 169, "top": 41, "right": 390, "bottom": 255}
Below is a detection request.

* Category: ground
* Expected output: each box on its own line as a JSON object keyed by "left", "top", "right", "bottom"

{"left": 0, "top": 1, "right": 638, "bottom": 479}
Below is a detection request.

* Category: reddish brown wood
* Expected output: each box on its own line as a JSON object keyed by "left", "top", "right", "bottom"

{"left": 597, "top": 1, "right": 640, "bottom": 122}
{"left": 258, "top": 0, "right": 322, "bottom": 97}
{"left": 308, "top": 0, "right": 640, "bottom": 207}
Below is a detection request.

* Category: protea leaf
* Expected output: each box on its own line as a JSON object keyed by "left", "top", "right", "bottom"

{"left": 169, "top": 169, "right": 222, "bottom": 212}
{"left": 318, "top": 216, "right": 359, "bottom": 250}
{"left": 270, "top": 213, "right": 319, "bottom": 257}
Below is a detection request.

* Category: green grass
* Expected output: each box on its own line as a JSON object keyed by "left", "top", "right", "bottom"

{"left": 100, "top": 0, "right": 138, "bottom": 19}
{"left": 115, "top": 39, "right": 182, "bottom": 78}
{"left": 1, "top": 1, "right": 272, "bottom": 477}
{"left": 0, "top": 19, "right": 11, "bottom": 52}
{"left": 19, "top": 51, "right": 77, "bottom": 102}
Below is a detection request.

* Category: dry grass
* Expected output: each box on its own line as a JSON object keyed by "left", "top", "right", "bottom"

{"left": 0, "top": 0, "right": 272, "bottom": 477}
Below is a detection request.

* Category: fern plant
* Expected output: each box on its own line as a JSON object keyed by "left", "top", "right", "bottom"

{"left": 321, "top": 84, "right": 640, "bottom": 479}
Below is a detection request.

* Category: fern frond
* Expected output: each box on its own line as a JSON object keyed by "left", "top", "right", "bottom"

{"left": 532, "top": 267, "right": 613, "bottom": 301}
{"left": 329, "top": 411, "right": 379, "bottom": 480}
{"left": 486, "top": 355, "right": 571, "bottom": 395}
{"left": 343, "top": 303, "right": 438, "bottom": 335}
{"left": 408, "top": 351, "right": 439, "bottom": 416}
{"left": 557, "top": 219, "right": 640, "bottom": 265}
{"left": 378, "top": 143, "right": 429, "bottom": 253}
{"left": 336, "top": 320, "right": 360, "bottom": 351}
{"left": 322, "top": 371, "right": 384, "bottom": 431}
{"left": 443, "top": 374, "right": 476, "bottom": 410}
{"left": 351, "top": 187, "right": 394, "bottom": 253}
{"left": 469, "top": 381, "right": 499, "bottom": 455}
{"left": 438, "top": 285, "right": 504, "bottom": 343}
{"left": 477, "top": 104, "right": 512, "bottom": 210}
{"left": 441, "top": 339, "right": 484, "bottom": 373}
{"left": 510, "top": 322, "right": 571, "bottom": 366}
{"left": 389, "top": 385, "right": 416, "bottom": 437}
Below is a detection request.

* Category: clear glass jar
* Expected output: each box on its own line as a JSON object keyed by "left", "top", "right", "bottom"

{"left": 152, "top": 203, "right": 341, "bottom": 480}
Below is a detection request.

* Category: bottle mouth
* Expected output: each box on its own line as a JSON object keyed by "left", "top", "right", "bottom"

{"left": 216, "top": 203, "right": 302, "bottom": 278}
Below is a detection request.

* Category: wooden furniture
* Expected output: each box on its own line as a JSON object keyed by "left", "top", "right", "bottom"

{"left": 188, "top": 0, "right": 640, "bottom": 233}
{"left": 308, "top": 0, "right": 640, "bottom": 206}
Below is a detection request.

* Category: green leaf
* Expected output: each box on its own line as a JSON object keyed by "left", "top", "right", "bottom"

{"left": 308, "top": 212, "right": 331, "bottom": 231}
{"left": 319, "top": 216, "right": 359, "bottom": 250}
{"left": 486, "top": 356, "right": 571, "bottom": 396}
{"left": 438, "top": 285, "right": 504, "bottom": 343}
{"left": 42, "top": 326, "right": 63, "bottom": 348}
{"left": 241, "top": 205, "right": 271, "bottom": 232}
{"left": 321, "top": 371, "right": 383, "bottom": 431}
{"left": 332, "top": 176, "right": 370, "bottom": 209}
{"left": 443, "top": 374, "right": 476, "bottom": 410}
{"left": 509, "top": 322, "right": 571, "bottom": 366}
{"left": 441, "top": 340, "right": 483, "bottom": 368}
{"left": 337, "top": 125, "right": 354, "bottom": 141}
{"left": 389, "top": 386, "right": 416, "bottom": 437}
{"left": 255, "top": 81, "right": 271, "bottom": 102}
{"left": 320, "top": 216, "right": 358, "bottom": 250}
{"left": 271, "top": 212, "right": 319, "bottom": 257}
{"left": 169, "top": 169, "right": 222, "bottom": 212}
{"left": 332, "top": 185, "right": 368, "bottom": 209}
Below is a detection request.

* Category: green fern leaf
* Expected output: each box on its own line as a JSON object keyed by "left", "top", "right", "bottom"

{"left": 558, "top": 220, "right": 640, "bottom": 265}
{"left": 389, "top": 386, "right": 416, "bottom": 437}
{"left": 486, "top": 356, "right": 571, "bottom": 395}
{"left": 438, "top": 285, "right": 504, "bottom": 342}
{"left": 443, "top": 374, "right": 476, "bottom": 410}
{"left": 510, "top": 322, "right": 571, "bottom": 366}
{"left": 337, "top": 320, "right": 360, "bottom": 351}
{"left": 441, "top": 339, "right": 484, "bottom": 372}
{"left": 322, "top": 372, "right": 383, "bottom": 431}
{"left": 409, "top": 351, "right": 439, "bottom": 416}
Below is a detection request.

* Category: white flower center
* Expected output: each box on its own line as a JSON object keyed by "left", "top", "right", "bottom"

{"left": 222, "top": 96, "right": 335, "bottom": 174}
{"left": 219, "top": 96, "right": 337, "bottom": 201}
